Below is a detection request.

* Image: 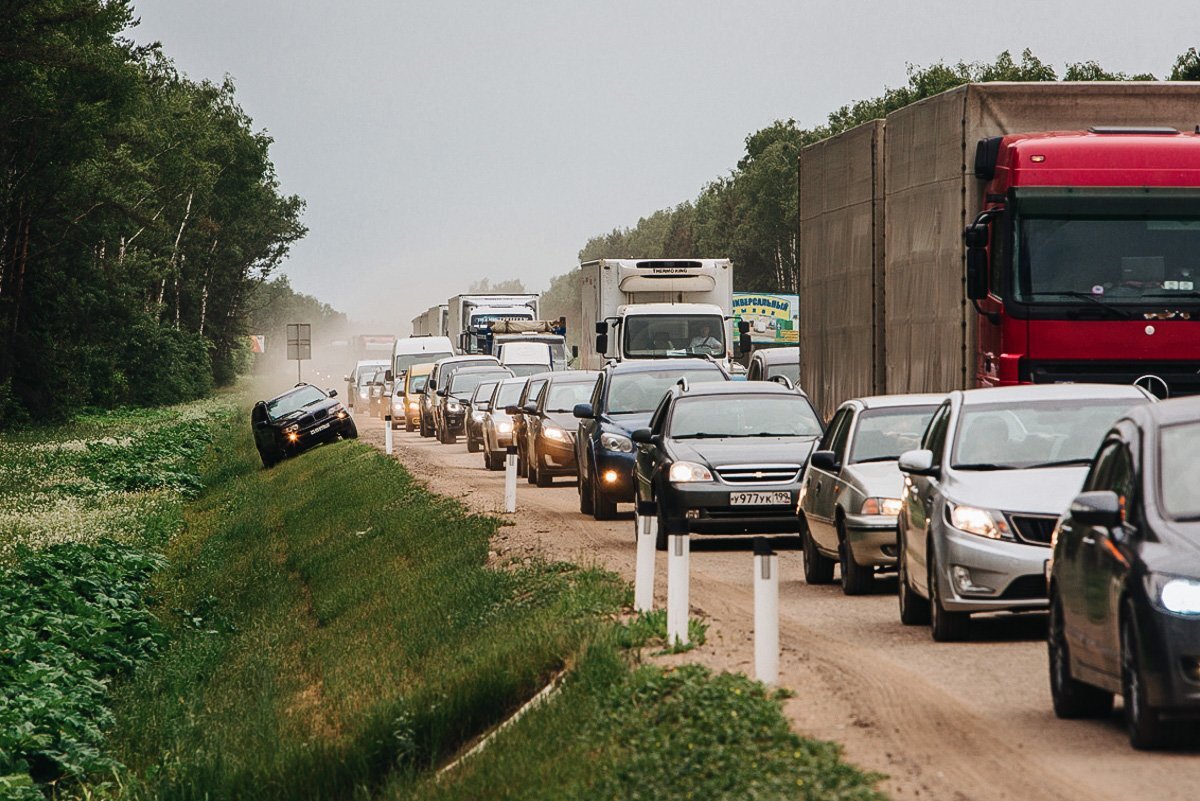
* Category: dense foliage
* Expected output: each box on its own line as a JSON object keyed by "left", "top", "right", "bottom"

{"left": 569, "top": 47, "right": 1199, "bottom": 298}
{"left": 0, "top": 1, "right": 306, "bottom": 425}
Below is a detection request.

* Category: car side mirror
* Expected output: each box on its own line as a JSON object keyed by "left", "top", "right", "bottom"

{"left": 343, "top": 375, "right": 352, "bottom": 383}
{"left": 898, "top": 449, "right": 936, "bottom": 476}
{"left": 1070, "top": 490, "right": 1123, "bottom": 528}
{"left": 437, "top": 387, "right": 448, "bottom": 397}
{"left": 328, "top": 389, "right": 338, "bottom": 398}
{"left": 809, "top": 449, "right": 840, "bottom": 472}
{"left": 522, "top": 402, "right": 538, "bottom": 415}
{"left": 573, "top": 402, "right": 594, "bottom": 419}
{"left": 631, "top": 428, "right": 656, "bottom": 445}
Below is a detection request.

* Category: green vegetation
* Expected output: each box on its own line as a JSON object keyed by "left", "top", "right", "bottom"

{"left": 0, "top": 1, "right": 306, "bottom": 424}
{"left": 0, "top": 399, "right": 235, "bottom": 797}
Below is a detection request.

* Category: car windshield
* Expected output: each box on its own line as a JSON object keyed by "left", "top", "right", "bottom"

{"left": 472, "top": 382, "right": 499, "bottom": 405}
{"left": 544, "top": 380, "right": 596, "bottom": 412}
{"left": 450, "top": 372, "right": 504, "bottom": 396}
{"left": 765, "top": 363, "right": 800, "bottom": 383}
{"left": 669, "top": 395, "right": 823, "bottom": 438}
{"left": 607, "top": 368, "right": 724, "bottom": 414}
{"left": 951, "top": 398, "right": 1145, "bottom": 470}
{"left": 1159, "top": 421, "right": 1200, "bottom": 520}
{"left": 266, "top": 386, "right": 328, "bottom": 420}
{"left": 507, "top": 364, "right": 547, "bottom": 378}
{"left": 396, "top": 352, "right": 451, "bottom": 375}
{"left": 407, "top": 374, "right": 428, "bottom": 393}
{"left": 623, "top": 315, "right": 726, "bottom": 359}
{"left": 357, "top": 364, "right": 386, "bottom": 381}
{"left": 493, "top": 382, "right": 524, "bottom": 408}
{"left": 849, "top": 405, "right": 939, "bottom": 463}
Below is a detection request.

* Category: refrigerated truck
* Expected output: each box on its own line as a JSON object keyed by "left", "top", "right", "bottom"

{"left": 799, "top": 82, "right": 1200, "bottom": 418}
{"left": 580, "top": 259, "right": 740, "bottom": 370}
{"left": 411, "top": 304, "right": 447, "bottom": 337}
{"left": 446, "top": 294, "right": 539, "bottom": 354}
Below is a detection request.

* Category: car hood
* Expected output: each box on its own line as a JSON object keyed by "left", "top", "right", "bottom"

{"left": 841, "top": 461, "right": 907, "bottom": 498}
{"left": 671, "top": 436, "right": 819, "bottom": 467}
{"left": 544, "top": 411, "right": 577, "bottom": 430}
{"left": 605, "top": 412, "right": 653, "bottom": 435}
{"left": 944, "top": 466, "right": 1089, "bottom": 516}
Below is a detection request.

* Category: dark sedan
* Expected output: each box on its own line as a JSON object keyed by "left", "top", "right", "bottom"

{"left": 251, "top": 383, "right": 357, "bottom": 468}
{"left": 574, "top": 359, "right": 729, "bottom": 520}
{"left": 633, "top": 382, "right": 824, "bottom": 549}
{"left": 521, "top": 371, "right": 598, "bottom": 487}
{"left": 435, "top": 366, "right": 512, "bottom": 444}
{"left": 1049, "top": 396, "right": 1200, "bottom": 750}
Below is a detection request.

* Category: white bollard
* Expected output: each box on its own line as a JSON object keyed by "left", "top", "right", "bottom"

{"left": 504, "top": 446, "right": 517, "bottom": 513}
{"left": 634, "top": 512, "right": 656, "bottom": 613}
{"left": 666, "top": 532, "right": 689, "bottom": 647}
{"left": 753, "top": 537, "right": 779, "bottom": 686}
{"left": 384, "top": 414, "right": 394, "bottom": 455}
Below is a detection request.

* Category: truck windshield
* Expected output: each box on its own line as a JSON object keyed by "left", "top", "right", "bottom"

{"left": 1015, "top": 215, "right": 1200, "bottom": 306}
{"left": 623, "top": 315, "right": 726, "bottom": 359}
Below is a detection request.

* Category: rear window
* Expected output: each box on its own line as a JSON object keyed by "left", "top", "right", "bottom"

{"left": 849, "top": 406, "right": 939, "bottom": 464}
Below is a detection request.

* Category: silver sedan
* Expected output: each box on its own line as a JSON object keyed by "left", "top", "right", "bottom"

{"left": 896, "top": 383, "right": 1152, "bottom": 642}
{"left": 799, "top": 394, "right": 943, "bottom": 595}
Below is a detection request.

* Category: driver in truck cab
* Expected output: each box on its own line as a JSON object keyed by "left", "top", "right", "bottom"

{"left": 689, "top": 322, "right": 722, "bottom": 354}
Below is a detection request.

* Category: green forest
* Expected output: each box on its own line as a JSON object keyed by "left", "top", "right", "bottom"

{"left": 0, "top": 1, "right": 306, "bottom": 425}
{"left": 540, "top": 47, "right": 1200, "bottom": 335}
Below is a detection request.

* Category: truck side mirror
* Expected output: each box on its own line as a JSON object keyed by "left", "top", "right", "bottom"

{"left": 738, "top": 319, "right": 750, "bottom": 335}
{"left": 739, "top": 333, "right": 752, "bottom": 354}
{"left": 594, "top": 321, "right": 607, "bottom": 335}
{"left": 384, "top": 370, "right": 393, "bottom": 383}
{"left": 966, "top": 248, "right": 989, "bottom": 300}
{"left": 595, "top": 333, "right": 608, "bottom": 355}
{"left": 571, "top": 345, "right": 579, "bottom": 359}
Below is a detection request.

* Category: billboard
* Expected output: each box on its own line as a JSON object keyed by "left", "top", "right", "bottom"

{"left": 731, "top": 293, "right": 798, "bottom": 345}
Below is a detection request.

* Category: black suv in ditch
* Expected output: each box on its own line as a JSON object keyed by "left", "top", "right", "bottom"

{"left": 251, "top": 383, "right": 357, "bottom": 468}
{"left": 633, "top": 381, "right": 824, "bottom": 549}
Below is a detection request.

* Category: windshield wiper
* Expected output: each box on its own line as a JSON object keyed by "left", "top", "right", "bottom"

{"left": 953, "top": 462, "right": 1022, "bottom": 471}
{"left": 673, "top": 433, "right": 721, "bottom": 439}
{"left": 1025, "top": 457, "right": 1093, "bottom": 469}
{"left": 853, "top": 455, "right": 900, "bottom": 464}
{"left": 1144, "top": 291, "right": 1200, "bottom": 299}
{"left": 1057, "top": 291, "right": 1131, "bottom": 319}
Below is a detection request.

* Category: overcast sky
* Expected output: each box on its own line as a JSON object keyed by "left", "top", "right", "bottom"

{"left": 131, "top": 1, "right": 1197, "bottom": 331}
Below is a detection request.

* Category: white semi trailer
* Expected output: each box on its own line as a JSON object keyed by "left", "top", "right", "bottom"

{"left": 447, "top": 294, "right": 540, "bottom": 354}
{"left": 580, "top": 259, "right": 741, "bottom": 370}
{"left": 411, "top": 304, "right": 447, "bottom": 337}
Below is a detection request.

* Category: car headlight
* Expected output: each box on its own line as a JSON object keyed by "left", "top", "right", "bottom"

{"left": 669, "top": 461, "right": 713, "bottom": 483}
{"left": 285, "top": 423, "right": 300, "bottom": 433}
{"left": 600, "top": 432, "right": 633, "bottom": 453}
{"left": 447, "top": 401, "right": 462, "bottom": 413}
{"left": 497, "top": 420, "right": 513, "bottom": 434}
{"left": 1149, "top": 575, "right": 1200, "bottom": 616}
{"left": 543, "top": 424, "right": 568, "bottom": 441}
{"left": 947, "top": 503, "right": 1007, "bottom": 540}
{"left": 861, "top": 497, "right": 903, "bottom": 516}
{"left": 408, "top": 400, "right": 419, "bottom": 409}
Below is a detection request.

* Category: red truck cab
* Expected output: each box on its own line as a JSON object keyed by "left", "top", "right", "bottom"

{"left": 966, "top": 128, "right": 1200, "bottom": 397}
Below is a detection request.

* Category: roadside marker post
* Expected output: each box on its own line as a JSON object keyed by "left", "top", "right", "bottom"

{"left": 666, "top": 532, "right": 689, "bottom": 647}
{"left": 753, "top": 537, "right": 779, "bottom": 686}
{"left": 504, "top": 445, "right": 517, "bottom": 513}
{"left": 384, "top": 413, "right": 394, "bottom": 454}
{"left": 634, "top": 504, "right": 656, "bottom": 612}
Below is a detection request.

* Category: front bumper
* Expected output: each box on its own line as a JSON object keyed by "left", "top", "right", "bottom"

{"left": 937, "top": 526, "right": 1050, "bottom": 613}
{"left": 845, "top": 513, "right": 900, "bottom": 566}
{"left": 282, "top": 416, "right": 353, "bottom": 453}
{"left": 1131, "top": 601, "right": 1200, "bottom": 713}
{"left": 663, "top": 483, "right": 802, "bottom": 535}
{"left": 538, "top": 434, "right": 578, "bottom": 476}
{"left": 594, "top": 449, "right": 636, "bottom": 501}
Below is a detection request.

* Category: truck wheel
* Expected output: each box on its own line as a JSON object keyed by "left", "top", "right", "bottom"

{"left": 897, "top": 527, "right": 930, "bottom": 625}
{"left": 1049, "top": 594, "right": 1113, "bottom": 719}
{"left": 578, "top": 470, "right": 594, "bottom": 515}
{"left": 929, "top": 550, "right": 969, "bottom": 642}
{"left": 839, "top": 524, "right": 873, "bottom": 596}
{"left": 801, "top": 518, "right": 835, "bottom": 585}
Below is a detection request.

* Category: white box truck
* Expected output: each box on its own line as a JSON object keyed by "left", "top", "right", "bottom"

{"left": 411, "top": 304, "right": 447, "bottom": 337}
{"left": 447, "top": 294, "right": 540, "bottom": 354}
{"left": 580, "top": 259, "right": 740, "bottom": 370}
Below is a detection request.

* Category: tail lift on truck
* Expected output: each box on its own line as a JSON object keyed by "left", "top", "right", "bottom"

{"left": 798, "top": 81, "right": 1200, "bottom": 417}
{"left": 581, "top": 258, "right": 750, "bottom": 371}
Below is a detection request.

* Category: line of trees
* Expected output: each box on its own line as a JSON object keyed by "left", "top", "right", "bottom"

{"left": 558, "top": 47, "right": 1200, "bottom": 310}
{"left": 0, "top": 1, "right": 306, "bottom": 424}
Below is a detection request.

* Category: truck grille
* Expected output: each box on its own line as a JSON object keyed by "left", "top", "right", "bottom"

{"left": 715, "top": 464, "right": 802, "bottom": 485}
{"left": 1024, "top": 360, "right": 1200, "bottom": 399}
{"left": 1006, "top": 514, "right": 1058, "bottom": 546}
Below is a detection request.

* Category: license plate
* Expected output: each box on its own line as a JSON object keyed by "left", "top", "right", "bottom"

{"left": 729, "top": 491, "right": 791, "bottom": 506}
{"left": 311, "top": 422, "right": 331, "bottom": 435}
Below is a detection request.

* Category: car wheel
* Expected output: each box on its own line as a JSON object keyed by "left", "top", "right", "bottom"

{"left": 838, "top": 521, "right": 873, "bottom": 596}
{"left": 1123, "top": 605, "right": 1175, "bottom": 749}
{"left": 527, "top": 447, "right": 539, "bottom": 485}
{"left": 592, "top": 472, "right": 617, "bottom": 520}
{"left": 419, "top": 415, "right": 431, "bottom": 438}
{"left": 440, "top": 425, "right": 455, "bottom": 445}
{"left": 517, "top": 443, "right": 527, "bottom": 477}
{"left": 929, "top": 548, "right": 969, "bottom": 642}
{"left": 343, "top": 419, "right": 359, "bottom": 440}
{"left": 535, "top": 451, "right": 552, "bottom": 487}
{"left": 897, "top": 526, "right": 931, "bottom": 625}
{"left": 1049, "top": 593, "right": 1113, "bottom": 719}
{"left": 801, "top": 516, "right": 835, "bottom": 585}
{"left": 578, "top": 463, "right": 594, "bottom": 515}
{"left": 467, "top": 432, "right": 480, "bottom": 453}
{"left": 406, "top": 417, "right": 415, "bottom": 432}
{"left": 655, "top": 504, "right": 670, "bottom": 551}
{"left": 258, "top": 448, "right": 277, "bottom": 469}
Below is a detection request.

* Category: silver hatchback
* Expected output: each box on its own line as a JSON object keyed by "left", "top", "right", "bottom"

{"left": 896, "top": 383, "right": 1151, "bottom": 641}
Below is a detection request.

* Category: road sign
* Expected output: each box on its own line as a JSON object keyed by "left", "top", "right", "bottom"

{"left": 286, "top": 323, "right": 311, "bottom": 382}
{"left": 249, "top": 335, "right": 266, "bottom": 353}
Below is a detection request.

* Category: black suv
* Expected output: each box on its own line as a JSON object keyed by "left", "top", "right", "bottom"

{"left": 633, "top": 381, "right": 824, "bottom": 549}
{"left": 251, "top": 383, "right": 357, "bottom": 468}
{"left": 573, "top": 359, "right": 728, "bottom": 520}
